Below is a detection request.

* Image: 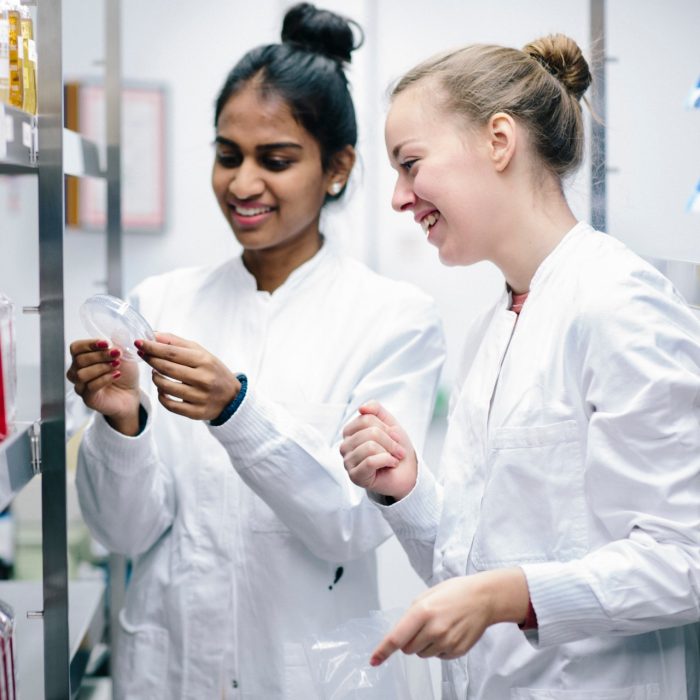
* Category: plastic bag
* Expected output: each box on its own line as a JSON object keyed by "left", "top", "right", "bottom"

{"left": 302, "top": 610, "right": 434, "bottom": 700}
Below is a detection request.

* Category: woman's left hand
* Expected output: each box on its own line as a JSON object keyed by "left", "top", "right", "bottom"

{"left": 370, "top": 568, "right": 530, "bottom": 666}
{"left": 135, "top": 332, "right": 241, "bottom": 421}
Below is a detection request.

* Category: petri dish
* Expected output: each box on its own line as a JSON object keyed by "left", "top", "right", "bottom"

{"left": 79, "top": 294, "right": 155, "bottom": 359}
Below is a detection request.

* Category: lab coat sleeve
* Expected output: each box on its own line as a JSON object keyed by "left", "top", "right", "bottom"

{"left": 374, "top": 300, "right": 500, "bottom": 583}
{"left": 521, "top": 280, "right": 700, "bottom": 647}
{"left": 372, "top": 460, "right": 444, "bottom": 583}
{"left": 208, "top": 296, "right": 445, "bottom": 562}
{"left": 76, "top": 392, "right": 176, "bottom": 558}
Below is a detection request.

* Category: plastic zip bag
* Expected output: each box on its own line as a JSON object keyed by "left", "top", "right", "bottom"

{"left": 302, "top": 610, "right": 434, "bottom": 700}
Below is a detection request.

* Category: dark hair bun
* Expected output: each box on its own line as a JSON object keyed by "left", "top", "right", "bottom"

{"left": 281, "top": 2, "right": 362, "bottom": 64}
{"left": 523, "top": 33, "right": 592, "bottom": 101}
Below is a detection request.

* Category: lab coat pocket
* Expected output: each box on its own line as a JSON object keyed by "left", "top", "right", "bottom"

{"left": 249, "top": 401, "right": 347, "bottom": 534}
{"left": 249, "top": 491, "right": 292, "bottom": 534}
{"left": 472, "top": 420, "right": 587, "bottom": 568}
{"left": 510, "top": 683, "right": 660, "bottom": 699}
{"left": 114, "top": 610, "right": 169, "bottom": 700}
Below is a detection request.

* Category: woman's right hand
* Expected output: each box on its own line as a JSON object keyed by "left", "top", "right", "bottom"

{"left": 66, "top": 339, "right": 141, "bottom": 434}
{"left": 340, "top": 401, "right": 417, "bottom": 500}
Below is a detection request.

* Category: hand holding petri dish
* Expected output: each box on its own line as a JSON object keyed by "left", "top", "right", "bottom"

{"left": 79, "top": 294, "right": 155, "bottom": 360}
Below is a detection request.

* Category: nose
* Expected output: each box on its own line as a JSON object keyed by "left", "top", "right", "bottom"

{"left": 229, "top": 159, "right": 264, "bottom": 199}
{"left": 391, "top": 177, "right": 416, "bottom": 213}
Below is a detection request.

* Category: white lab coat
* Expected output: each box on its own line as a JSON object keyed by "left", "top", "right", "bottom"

{"left": 380, "top": 223, "right": 700, "bottom": 699}
{"left": 76, "top": 242, "right": 445, "bottom": 700}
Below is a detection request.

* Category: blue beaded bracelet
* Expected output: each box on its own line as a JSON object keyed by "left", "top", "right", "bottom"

{"left": 210, "top": 373, "right": 248, "bottom": 426}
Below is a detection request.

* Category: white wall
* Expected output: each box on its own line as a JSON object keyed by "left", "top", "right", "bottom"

{"left": 607, "top": 0, "right": 700, "bottom": 263}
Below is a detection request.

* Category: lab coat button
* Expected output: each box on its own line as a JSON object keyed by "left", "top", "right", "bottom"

{"left": 231, "top": 679, "right": 239, "bottom": 689}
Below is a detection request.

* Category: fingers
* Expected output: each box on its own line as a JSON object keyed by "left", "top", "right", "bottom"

{"left": 340, "top": 423, "right": 405, "bottom": 461}
{"left": 370, "top": 605, "right": 470, "bottom": 667}
{"left": 151, "top": 371, "right": 204, "bottom": 404}
{"left": 153, "top": 331, "right": 198, "bottom": 348}
{"left": 156, "top": 391, "right": 190, "bottom": 418}
{"left": 77, "top": 367, "right": 124, "bottom": 396}
{"left": 340, "top": 423, "right": 406, "bottom": 489}
{"left": 359, "top": 400, "right": 398, "bottom": 428}
{"left": 371, "top": 576, "right": 498, "bottom": 666}
{"left": 415, "top": 642, "right": 441, "bottom": 659}
{"left": 136, "top": 334, "right": 240, "bottom": 421}
{"left": 156, "top": 389, "right": 209, "bottom": 420}
{"left": 370, "top": 610, "right": 426, "bottom": 667}
{"left": 66, "top": 341, "right": 123, "bottom": 393}
{"left": 348, "top": 455, "right": 400, "bottom": 490}
{"left": 69, "top": 338, "right": 108, "bottom": 357}
{"left": 341, "top": 407, "right": 392, "bottom": 441}
{"left": 136, "top": 338, "right": 201, "bottom": 369}
{"left": 142, "top": 355, "right": 198, "bottom": 385}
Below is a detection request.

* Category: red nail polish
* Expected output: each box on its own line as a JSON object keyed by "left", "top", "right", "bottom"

{"left": 112, "top": 370, "right": 121, "bottom": 379}
{"left": 134, "top": 340, "right": 143, "bottom": 349}
{"left": 110, "top": 360, "right": 120, "bottom": 367}
{"left": 110, "top": 349, "right": 120, "bottom": 358}
{"left": 137, "top": 350, "right": 144, "bottom": 358}
{"left": 95, "top": 341, "right": 109, "bottom": 349}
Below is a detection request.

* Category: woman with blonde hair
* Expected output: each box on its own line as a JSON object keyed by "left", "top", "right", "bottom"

{"left": 342, "top": 33, "right": 700, "bottom": 699}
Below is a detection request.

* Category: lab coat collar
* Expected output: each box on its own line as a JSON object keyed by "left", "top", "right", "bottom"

{"left": 529, "top": 221, "right": 590, "bottom": 291}
{"left": 499, "top": 221, "right": 591, "bottom": 313}
{"left": 228, "top": 235, "right": 335, "bottom": 298}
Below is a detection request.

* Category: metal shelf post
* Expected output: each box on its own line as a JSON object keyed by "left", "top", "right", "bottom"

{"left": 36, "top": 0, "right": 71, "bottom": 697}
{"left": 590, "top": 0, "right": 607, "bottom": 232}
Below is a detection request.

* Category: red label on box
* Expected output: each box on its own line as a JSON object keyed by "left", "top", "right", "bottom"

{"left": 0, "top": 347, "right": 6, "bottom": 440}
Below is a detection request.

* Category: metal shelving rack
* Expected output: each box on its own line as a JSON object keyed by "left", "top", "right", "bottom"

{"left": 0, "top": 0, "right": 122, "bottom": 697}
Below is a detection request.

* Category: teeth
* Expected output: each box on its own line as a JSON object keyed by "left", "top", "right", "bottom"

{"left": 420, "top": 212, "right": 440, "bottom": 234}
{"left": 234, "top": 205, "right": 273, "bottom": 216}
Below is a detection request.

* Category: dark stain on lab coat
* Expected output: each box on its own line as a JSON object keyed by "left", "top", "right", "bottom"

{"left": 328, "top": 566, "right": 344, "bottom": 590}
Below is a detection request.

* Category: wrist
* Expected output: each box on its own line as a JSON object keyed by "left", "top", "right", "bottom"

{"left": 482, "top": 568, "right": 530, "bottom": 626}
{"left": 210, "top": 374, "right": 247, "bottom": 426}
{"left": 105, "top": 404, "right": 143, "bottom": 437}
{"left": 384, "top": 452, "right": 418, "bottom": 501}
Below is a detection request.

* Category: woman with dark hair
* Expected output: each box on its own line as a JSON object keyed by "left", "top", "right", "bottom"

{"left": 66, "top": 4, "right": 444, "bottom": 698}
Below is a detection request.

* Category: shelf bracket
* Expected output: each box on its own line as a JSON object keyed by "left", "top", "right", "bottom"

{"left": 29, "top": 422, "right": 41, "bottom": 475}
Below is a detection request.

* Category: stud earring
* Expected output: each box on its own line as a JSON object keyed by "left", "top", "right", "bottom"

{"left": 330, "top": 182, "right": 343, "bottom": 195}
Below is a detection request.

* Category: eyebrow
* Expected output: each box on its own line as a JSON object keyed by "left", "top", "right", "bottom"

{"left": 392, "top": 139, "right": 414, "bottom": 161}
{"left": 214, "top": 136, "right": 303, "bottom": 152}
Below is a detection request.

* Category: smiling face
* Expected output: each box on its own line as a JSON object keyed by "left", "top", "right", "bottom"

{"left": 212, "top": 82, "right": 338, "bottom": 259}
{"left": 385, "top": 85, "right": 506, "bottom": 267}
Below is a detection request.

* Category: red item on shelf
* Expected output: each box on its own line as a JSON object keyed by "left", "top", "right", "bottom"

{"left": 0, "top": 296, "right": 16, "bottom": 443}
{"left": 0, "top": 348, "right": 6, "bottom": 440}
{"left": 0, "top": 600, "right": 16, "bottom": 700}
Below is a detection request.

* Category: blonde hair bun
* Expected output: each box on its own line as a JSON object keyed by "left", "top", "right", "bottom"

{"left": 523, "top": 34, "right": 591, "bottom": 101}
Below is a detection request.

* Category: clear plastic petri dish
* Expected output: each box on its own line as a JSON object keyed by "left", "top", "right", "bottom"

{"left": 79, "top": 294, "right": 155, "bottom": 359}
